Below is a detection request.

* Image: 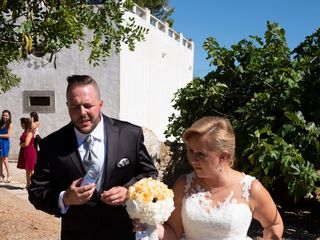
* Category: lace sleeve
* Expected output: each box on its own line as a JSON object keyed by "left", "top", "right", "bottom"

{"left": 184, "top": 172, "right": 194, "bottom": 193}
{"left": 241, "top": 174, "right": 256, "bottom": 202}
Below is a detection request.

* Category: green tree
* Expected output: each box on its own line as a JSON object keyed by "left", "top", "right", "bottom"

{"left": 292, "top": 28, "right": 320, "bottom": 124}
{"left": 0, "top": 0, "right": 147, "bottom": 93}
{"left": 165, "top": 21, "right": 320, "bottom": 202}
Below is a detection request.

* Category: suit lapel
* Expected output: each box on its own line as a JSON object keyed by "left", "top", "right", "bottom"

{"left": 103, "top": 116, "right": 119, "bottom": 186}
{"left": 69, "top": 150, "right": 85, "bottom": 176}
{"left": 65, "top": 123, "right": 85, "bottom": 176}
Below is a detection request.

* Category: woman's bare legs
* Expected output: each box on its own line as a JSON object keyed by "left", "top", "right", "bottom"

{"left": 0, "top": 158, "right": 4, "bottom": 182}
{"left": 26, "top": 170, "right": 33, "bottom": 189}
{"left": 1, "top": 157, "right": 11, "bottom": 182}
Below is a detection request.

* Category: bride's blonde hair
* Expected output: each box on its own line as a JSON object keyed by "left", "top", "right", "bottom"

{"left": 182, "top": 116, "right": 236, "bottom": 166}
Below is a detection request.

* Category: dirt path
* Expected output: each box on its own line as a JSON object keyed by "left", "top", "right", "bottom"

{"left": 0, "top": 187, "right": 60, "bottom": 240}
{"left": 0, "top": 161, "right": 60, "bottom": 240}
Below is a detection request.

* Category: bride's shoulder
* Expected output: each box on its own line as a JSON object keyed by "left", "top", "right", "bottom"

{"left": 249, "top": 178, "right": 268, "bottom": 199}
{"left": 173, "top": 175, "right": 187, "bottom": 189}
{"left": 173, "top": 172, "right": 194, "bottom": 196}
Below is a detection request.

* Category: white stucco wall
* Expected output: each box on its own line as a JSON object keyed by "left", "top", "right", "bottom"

{"left": 0, "top": 5, "right": 194, "bottom": 158}
{"left": 0, "top": 46, "right": 120, "bottom": 159}
{"left": 120, "top": 6, "right": 194, "bottom": 140}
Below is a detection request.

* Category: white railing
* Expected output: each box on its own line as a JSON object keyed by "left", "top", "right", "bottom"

{"left": 130, "top": 4, "right": 193, "bottom": 50}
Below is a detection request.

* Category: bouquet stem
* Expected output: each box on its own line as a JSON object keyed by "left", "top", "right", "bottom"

{"left": 146, "top": 224, "right": 158, "bottom": 240}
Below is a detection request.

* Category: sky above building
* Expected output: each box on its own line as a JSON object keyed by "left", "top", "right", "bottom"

{"left": 170, "top": 0, "right": 320, "bottom": 78}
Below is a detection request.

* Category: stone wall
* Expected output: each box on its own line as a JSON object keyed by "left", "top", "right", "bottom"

{"left": 142, "top": 127, "right": 192, "bottom": 186}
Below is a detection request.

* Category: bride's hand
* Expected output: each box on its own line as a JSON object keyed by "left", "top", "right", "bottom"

{"left": 132, "top": 218, "right": 146, "bottom": 232}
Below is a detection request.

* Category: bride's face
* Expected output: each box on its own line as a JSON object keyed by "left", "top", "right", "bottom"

{"left": 187, "top": 135, "right": 221, "bottom": 178}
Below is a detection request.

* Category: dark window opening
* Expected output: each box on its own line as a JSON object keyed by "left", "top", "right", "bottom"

{"left": 23, "top": 90, "right": 55, "bottom": 113}
{"left": 29, "top": 96, "right": 50, "bottom": 106}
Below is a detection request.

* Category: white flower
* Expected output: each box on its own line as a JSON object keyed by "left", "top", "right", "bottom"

{"left": 126, "top": 178, "right": 175, "bottom": 225}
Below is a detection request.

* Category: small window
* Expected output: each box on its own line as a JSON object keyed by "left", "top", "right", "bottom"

{"left": 23, "top": 90, "right": 55, "bottom": 113}
{"left": 29, "top": 96, "right": 51, "bottom": 106}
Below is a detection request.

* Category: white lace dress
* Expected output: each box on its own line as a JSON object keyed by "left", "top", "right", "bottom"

{"left": 181, "top": 172, "right": 255, "bottom": 240}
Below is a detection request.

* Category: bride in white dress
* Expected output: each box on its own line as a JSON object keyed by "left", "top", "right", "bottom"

{"left": 156, "top": 116, "right": 283, "bottom": 240}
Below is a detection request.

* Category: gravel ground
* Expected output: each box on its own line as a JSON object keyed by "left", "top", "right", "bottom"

{"left": 1, "top": 161, "right": 319, "bottom": 240}
{"left": 0, "top": 161, "right": 60, "bottom": 240}
{"left": 0, "top": 187, "right": 60, "bottom": 240}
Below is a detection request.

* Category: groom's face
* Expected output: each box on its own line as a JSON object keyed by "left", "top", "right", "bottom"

{"left": 67, "top": 83, "right": 103, "bottom": 134}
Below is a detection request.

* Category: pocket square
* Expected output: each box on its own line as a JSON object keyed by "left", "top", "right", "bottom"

{"left": 117, "top": 158, "right": 130, "bottom": 168}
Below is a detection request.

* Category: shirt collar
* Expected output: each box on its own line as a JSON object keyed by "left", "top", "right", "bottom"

{"left": 74, "top": 114, "right": 104, "bottom": 146}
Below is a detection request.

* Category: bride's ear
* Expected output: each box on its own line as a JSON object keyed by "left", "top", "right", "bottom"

{"left": 219, "top": 151, "right": 229, "bottom": 163}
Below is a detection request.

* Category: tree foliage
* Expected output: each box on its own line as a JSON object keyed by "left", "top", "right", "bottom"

{"left": 0, "top": 0, "right": 148, "bottom": 93}
{"left": 292, "top": 28, "right": 320, "bottom": 123}
{"left": 0, "top": 65, "right": 20, "bottom": 93}
{"left": 165, "top": 21, "right": 320, "bottom": 202}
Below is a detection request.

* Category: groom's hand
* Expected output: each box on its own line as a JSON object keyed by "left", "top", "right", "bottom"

{"left": 63, "top": 178, "right": 96, "bottom": 205}
{"left": 101, "top": 186, "right": 127, "bottom": 206}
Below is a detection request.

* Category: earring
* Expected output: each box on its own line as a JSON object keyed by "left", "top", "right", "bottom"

{"left": 218, "top": 164, "right": 223, "bottom": 172}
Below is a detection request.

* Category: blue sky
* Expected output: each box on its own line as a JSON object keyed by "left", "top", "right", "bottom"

{"left": 170, "top": 0, "right": 320, "bottom": 78}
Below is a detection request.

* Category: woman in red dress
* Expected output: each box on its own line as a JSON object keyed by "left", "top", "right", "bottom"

{"left": 17, "top": 118, "right": 37, "bottom": 189}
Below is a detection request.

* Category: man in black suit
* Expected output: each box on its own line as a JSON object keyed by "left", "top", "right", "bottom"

{"left": 28, "top": 75, "right": 158, "bottom": 240}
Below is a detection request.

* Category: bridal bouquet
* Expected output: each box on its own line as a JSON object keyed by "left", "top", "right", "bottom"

{"left": 126, "top": 177, "right": 175, "bottom": 240}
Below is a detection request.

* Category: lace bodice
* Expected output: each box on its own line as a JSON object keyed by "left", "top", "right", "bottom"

{"left": 181, "top": 172, "right": 255, "bottom": 240}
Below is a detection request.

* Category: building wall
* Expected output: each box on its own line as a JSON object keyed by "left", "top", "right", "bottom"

{"left": 1, "top": 46, "right": 120, "bottom": 159}
{"left": 0, "top": 5, "right": 194, "bottom": 158}
{"left": 120, "top": 6, "right": 194, "bottom": 140}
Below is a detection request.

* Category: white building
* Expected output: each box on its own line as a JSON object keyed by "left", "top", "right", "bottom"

{"left": 0, "top": 5, "right": 194, "bottom": 159}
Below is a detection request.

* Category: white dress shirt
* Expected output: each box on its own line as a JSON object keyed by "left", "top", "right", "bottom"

{"left": 74, "top": 117, "right": 105, "bottom": 172}
{"left": 59, "top": 115, "right": 105, "bottom": 213}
